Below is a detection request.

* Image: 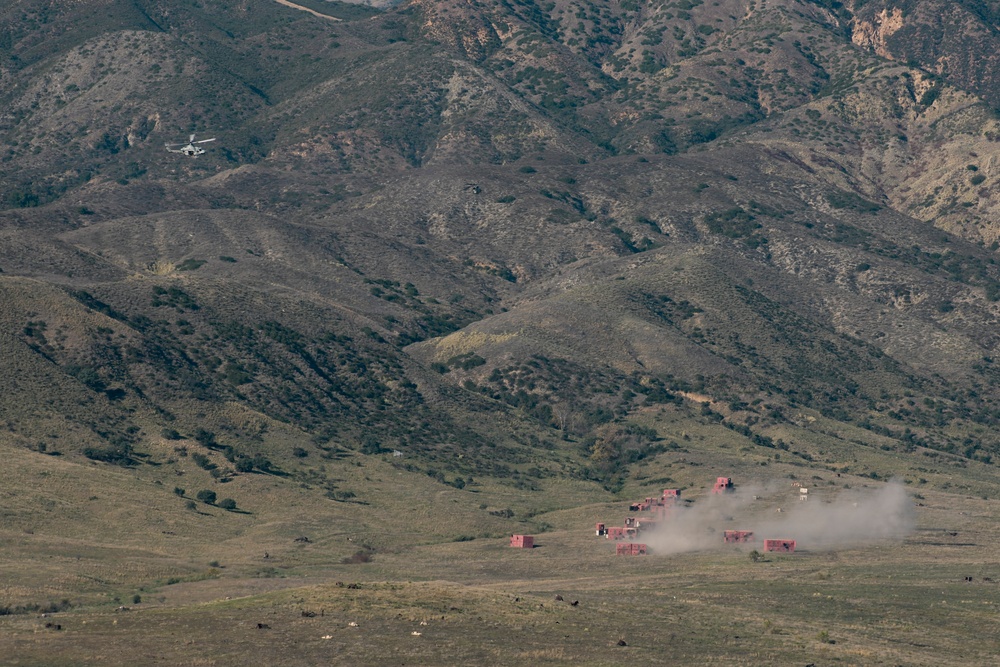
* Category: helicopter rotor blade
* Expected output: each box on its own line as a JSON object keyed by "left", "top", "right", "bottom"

{"left": 193, "top": 138, "right": 216, "bottom": 144}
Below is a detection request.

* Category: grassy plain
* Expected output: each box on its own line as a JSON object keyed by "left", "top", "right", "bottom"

{"left": 2, "top": 414, "right": 999, "bottom": 666}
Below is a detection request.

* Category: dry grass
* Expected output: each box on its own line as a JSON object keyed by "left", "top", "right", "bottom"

{"left": 3, "top": 425, "right": 1000, "bottom": 665}
{"left": 3, "top": 530, "right": 999, "bottom": 666}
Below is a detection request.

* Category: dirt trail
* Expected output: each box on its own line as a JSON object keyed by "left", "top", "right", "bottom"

{"left": 272, "top": 0, "right": 342, "bottom": 21}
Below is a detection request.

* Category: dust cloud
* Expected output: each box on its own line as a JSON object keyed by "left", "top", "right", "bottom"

{"left": 641, "top": 481, "right": 915, "bottom": 554}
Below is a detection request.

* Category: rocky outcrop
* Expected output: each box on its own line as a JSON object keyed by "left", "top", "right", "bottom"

{"left": 852, "top": 7, "right": 905, "bottom": 59}
{"left": 408, "top": 0, "right": 501, "bottom": 62}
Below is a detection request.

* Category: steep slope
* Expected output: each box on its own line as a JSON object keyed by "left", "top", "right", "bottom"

{"left": 853, "top": 0, "right": 1000, "bottom": 107}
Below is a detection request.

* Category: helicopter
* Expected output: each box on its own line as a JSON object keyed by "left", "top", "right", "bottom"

{"left": 165, "top": 134, "right": 216, "bottom": 157}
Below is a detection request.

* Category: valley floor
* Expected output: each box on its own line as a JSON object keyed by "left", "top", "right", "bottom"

{"left": 2, "top": 488, "right": 998, "bottom": 666}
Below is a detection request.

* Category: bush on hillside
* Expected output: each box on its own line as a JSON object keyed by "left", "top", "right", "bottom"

{"left": 196, "top": 489, "right": 217, "bottom": 504}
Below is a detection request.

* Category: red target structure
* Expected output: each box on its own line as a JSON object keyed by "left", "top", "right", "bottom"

{"left": 763, "top": 539, "right": 796, "bottom": 553}
{"left": 723, "top": 530, "right": 754, "bottom": 543}
{"left": 711, "top": 477, "right": 735, "bottom": 494}
{"left": 510, "top": 534, "right": 534, "bottom": 549}
{"left": 616, "top": 543, "right": 648, "bottom": 556}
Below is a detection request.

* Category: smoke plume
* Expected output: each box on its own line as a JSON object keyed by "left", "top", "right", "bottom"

{"left": 641, "top": 480, "right": 915, "bottom": 554}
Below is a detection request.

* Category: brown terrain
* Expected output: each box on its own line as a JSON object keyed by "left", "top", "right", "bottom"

{"left": 2, "top": 1, "right": 1000, "bottom": 664}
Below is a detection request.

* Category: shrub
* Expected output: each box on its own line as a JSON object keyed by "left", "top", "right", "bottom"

{"left": 919, "top": 86, "right": 940, "bottom": 106}
{"left": 194, "top": 429, "right": 216, "bottom": 447}
{"left": 217, "top": 498, "right": 237, "bottom": 511}
{"left": 251, "top": 454, "right": 272, "bottom": 471}
{"left": 196, "top": 490, "right": 217, "bottom": 504}
{"left": 0, "top": 599, "right": 73, "bottom": 616}
{"left": 360, "top": 436, "right": 386, "bottom": 455}
{"left": 705, "top": 207, "right": 760, "bottom": 238}
{"left": 83, "top": 443, "right": 133, "bottom": 465}
{"left": 191, "top": 453, "right": 213, "bottom": 469}
{"left": 825, "top": 190, "right": 881, "bottom": 213}
{"left": 67, "top": 366, "right": 105, "bottom": 392}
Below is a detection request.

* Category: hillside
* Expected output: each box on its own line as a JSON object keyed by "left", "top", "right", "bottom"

{"left": 3, "top": 1, "right": 1000, "bottom": 664}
